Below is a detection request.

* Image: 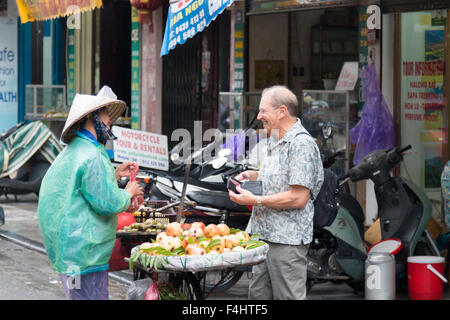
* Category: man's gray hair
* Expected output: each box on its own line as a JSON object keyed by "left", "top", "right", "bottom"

{"left": 261, "top": 85, "right": 298, "bottom": 116}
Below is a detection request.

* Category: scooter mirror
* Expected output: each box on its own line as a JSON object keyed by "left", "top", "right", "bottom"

{"left": 322, "top": 122, "right": 333, "bottom": 140}
{"left": 0, "top": 206, "right": 4, "bottom": 227}
{"left": 218, "top": 148, "right": 232, "bottom": 158}
{"left": 170, "top": 153, "right": 180, "bottom": 162}
{"left": 211, "top": 156, "right": 228, "bottom": 169}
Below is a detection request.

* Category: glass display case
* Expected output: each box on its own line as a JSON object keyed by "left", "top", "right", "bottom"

{"left": 301, "top": 89, "right": 357, "bottom": 176}
{"left": 25, "top": 85, "right": 68, "bottom": 120}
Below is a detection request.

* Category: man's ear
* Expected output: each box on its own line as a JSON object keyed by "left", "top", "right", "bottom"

{"left": 279, "top": 105, "right": 288, "bottom": 119}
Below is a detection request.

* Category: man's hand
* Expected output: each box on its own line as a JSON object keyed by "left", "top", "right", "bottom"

{"left": 115, "top": 162, "right": 137, "bottom": 180}
{"left": 234, "top": 170, "right": 258, "bottom": 181}
{"left": 229, "top": 186, "right": 258, "bottom": 206}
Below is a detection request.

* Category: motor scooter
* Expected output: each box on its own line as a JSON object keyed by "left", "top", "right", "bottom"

{"left": 307, "top": 145, "right": 439, "bottom": 292}
{"left": 0, "top": 205, "right": 4, "bottom": 227}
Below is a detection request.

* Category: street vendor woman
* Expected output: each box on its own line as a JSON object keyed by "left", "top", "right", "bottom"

{"left": 229, "top": 85, "right": 324, "bottom": 300}
{"left": 37, "top": 86, "right": 143, "bottom": 300}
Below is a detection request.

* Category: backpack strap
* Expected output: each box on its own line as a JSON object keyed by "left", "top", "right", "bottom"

{"left": 287, "top": 131, "right": 321, "bottom": 201}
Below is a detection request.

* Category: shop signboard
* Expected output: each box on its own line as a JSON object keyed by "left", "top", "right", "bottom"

{"left": 112, "top": 126, "right": 169, "bottom": 171}
{"left": 131, "top": 7, "right": 141, "bottom": 130}
{"left": 335, "top": 61, "right": 358, "bottom": 91}
{"left": 15, "top": 0, "right": 102, "bottom": 23}
{"left": 67, "top": 28, "right": 76, "bottom": 105}
{"left": 161, "top": 0, "right": 236, "bottom": 56}
{"left": 0, "top": 17, "right": 18, "bottom": 133}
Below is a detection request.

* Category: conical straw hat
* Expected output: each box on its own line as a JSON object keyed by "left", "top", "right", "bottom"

{"left": 60, "top": 86, "right": 126, "bottom": 145}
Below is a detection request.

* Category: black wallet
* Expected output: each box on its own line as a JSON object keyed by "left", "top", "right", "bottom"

{"left": 227, "top": 177, "right": 262, "bottom": 195}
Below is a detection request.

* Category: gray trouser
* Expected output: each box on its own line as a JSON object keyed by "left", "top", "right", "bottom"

{"left": 249, "top": 241, "right": 309, "bottom": 300}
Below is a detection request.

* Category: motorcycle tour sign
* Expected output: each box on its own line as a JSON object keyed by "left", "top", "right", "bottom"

{"left": 112, "top": 126, "right": 169, "bottom": 171}
{"left": 161, "top": 0, "right": 235, "bottom": 55}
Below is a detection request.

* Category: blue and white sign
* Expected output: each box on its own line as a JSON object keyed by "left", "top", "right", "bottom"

{"left": 161, "top": 0, "right": 235, "bottom": 56}
{"left": 0, "top": 17, "right": 18, "bottom": 133}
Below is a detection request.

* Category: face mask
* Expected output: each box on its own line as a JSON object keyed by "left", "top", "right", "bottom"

{"left": 92, "top": 111, "right": 117, "bottom": 145}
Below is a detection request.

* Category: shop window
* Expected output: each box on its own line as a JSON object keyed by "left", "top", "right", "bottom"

{"left": 399, "top": 10, "right": 448, "bottom": 226}
{"left": 0, "top": 0, "right": 6, "bottom": 15}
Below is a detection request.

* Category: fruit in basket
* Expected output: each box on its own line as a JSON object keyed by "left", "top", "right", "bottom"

{"left": 166, "top": 222, "right": 183, "bottom": 237}
{"left": 186, "top": 244, "right": 206, "bottom": 255}
{"left": 160, "top": 236, "right": 176, "bottom": 251}
{"left": 156, "top": 232, "right": 168, "bottom": 243}
{"left": 188, "top": 227, "right": 204, "bottom": 238}
{"left": 223, "top": 248, "right": 232, "bottom": 253}
{"left": 181, "top": 223, "right": 191, "bottom": 230}
{"left": 236, "top": 231, "right": 250, "bottom": 243}
{"left": 172, "top": 237, "right": 182, "bottom": 250}
{"left": 139, "top": 242, "right": 158, "bottom": 252}
{"left": 199, "top": 240, "right": 211, "bottom": 249}
{"left": 224, "top": 234, "right": 240, "bottom": 249}
{"left": 208, "top": 242, "right": 225, "bottom": 253}
{"left": 204, "top": 224, "right": 220, "bottom": 238}
{"left": 191, "top": 222, "right": 205, "bottom": 230}
{"left": 211, "top": 235, "right": 225, "bottom": 247}
{"left": 217, "top": 224, "right": 230, "bottom": 236}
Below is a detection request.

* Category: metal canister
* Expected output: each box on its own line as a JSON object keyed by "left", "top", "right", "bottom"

{"left": 365, "top": 252, "right": 396, "bottom": 300}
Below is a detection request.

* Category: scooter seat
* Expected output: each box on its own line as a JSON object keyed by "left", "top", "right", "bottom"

{"left": 187, "top": 190, "right": 250, "bottom": 212}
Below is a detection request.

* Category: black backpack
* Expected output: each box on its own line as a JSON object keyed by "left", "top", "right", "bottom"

{"left": 292, "top": 132, "right": 339, "bottom": 228}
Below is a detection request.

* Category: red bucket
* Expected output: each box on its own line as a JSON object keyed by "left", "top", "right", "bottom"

{"left": 407, "top": 256, "right": 447, "bottom": 300}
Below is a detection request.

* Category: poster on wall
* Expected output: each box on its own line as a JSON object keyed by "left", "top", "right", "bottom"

{"left": 400, "top": 12, "right": 446, "bottom": 192}
{"left": 254, "top": 60, "right": 284, "bottom": 89}
{"left": 0, "top": 17, "right": 18, "bottom": 133}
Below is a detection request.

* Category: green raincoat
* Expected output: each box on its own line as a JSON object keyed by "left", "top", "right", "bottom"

{"left": 37, "top": 133, "right": 131, "bottom": 275}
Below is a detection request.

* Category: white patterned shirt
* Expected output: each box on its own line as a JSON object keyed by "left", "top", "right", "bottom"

{"left": 249, "top": 118, "right": 324, "bottom": 245}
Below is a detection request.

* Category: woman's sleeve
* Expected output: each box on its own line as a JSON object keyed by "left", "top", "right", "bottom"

{"left": 79, "top": 157, "right": 131, "bottom": 215}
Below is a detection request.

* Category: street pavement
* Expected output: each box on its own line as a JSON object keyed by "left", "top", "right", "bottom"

{"left": 0, "top": 194, "right": 448, "bottom": 300}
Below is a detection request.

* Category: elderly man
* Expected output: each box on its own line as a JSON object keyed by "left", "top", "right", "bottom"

{"left": 229, "top": 85, "right": 324, "bottom": 300}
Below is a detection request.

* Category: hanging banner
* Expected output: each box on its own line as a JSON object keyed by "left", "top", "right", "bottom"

{"left": 161, "top": 0, "right": 235, "bottom": 56}
{"left": 0, "top": 17, "right": 18, "bottom": 133}
{"left": 15, "top": 0, "right": 102, "bottom": 23}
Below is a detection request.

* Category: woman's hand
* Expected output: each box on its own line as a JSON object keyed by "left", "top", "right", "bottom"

{"left": 229, "top": 186, "right": 257, "bottom": 206}
{"left": 115, "top": 162, "right": 137, "bottom": 180}
{"left": 125, "top": 181, "right": 144, "bottom": 198}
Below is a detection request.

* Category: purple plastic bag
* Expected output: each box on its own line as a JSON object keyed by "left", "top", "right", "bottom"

{"left": 350, "top": 63, "right": 396, "bottom": 165}
{"left": 222, "top": 129, "right": 259, "bottom": 162}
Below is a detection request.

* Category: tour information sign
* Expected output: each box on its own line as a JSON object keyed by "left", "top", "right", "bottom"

{"left": 112, "top": 126, "right": 169, "bottom": 171}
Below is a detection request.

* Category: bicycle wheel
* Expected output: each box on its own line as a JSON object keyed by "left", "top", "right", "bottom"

{"left": 202, "top": 269, "right": 244, "bottom": 294}
{"left": 170, "top": 272, "right": 204, "bottom": 300}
